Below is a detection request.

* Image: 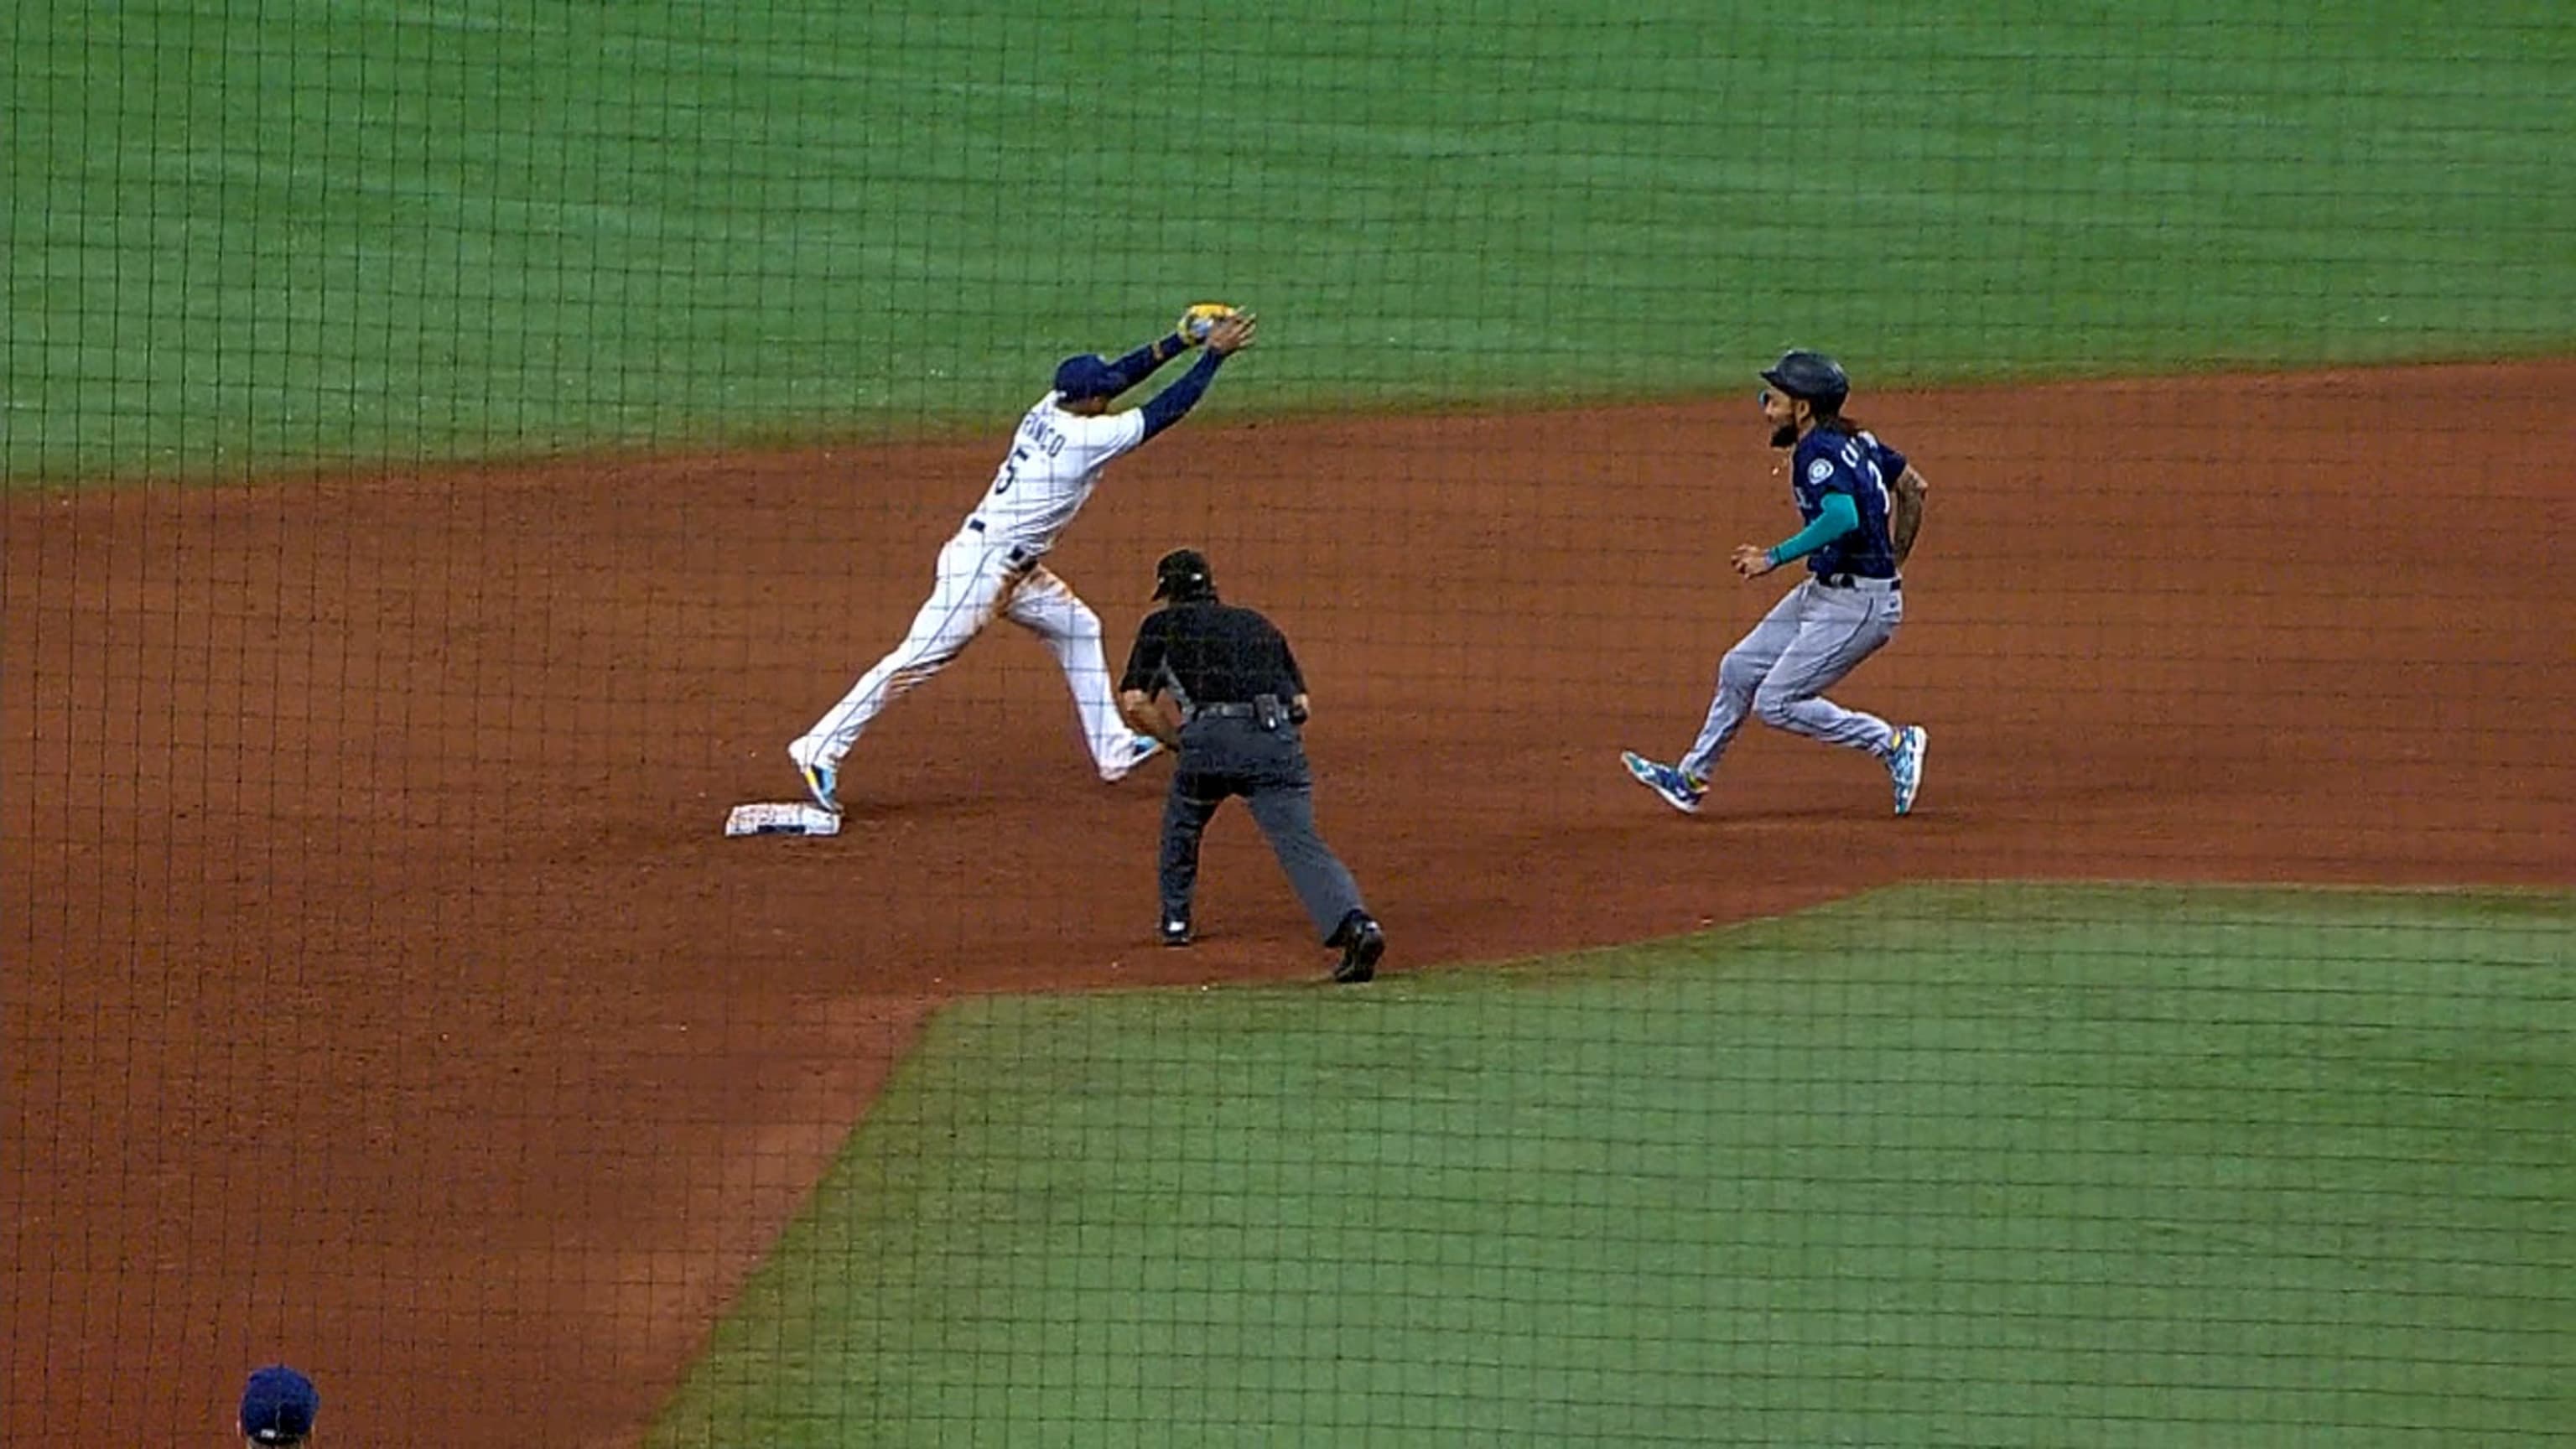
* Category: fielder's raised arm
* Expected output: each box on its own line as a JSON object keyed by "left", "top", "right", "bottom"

{"left": 1090, "top": 329, "right": 1193, "bottom": 397}
{"left": 1135, "top": 309, "right": 1258, "bottom": 441}
{"left": 1044, "top": 309, "right": 1257, "bottom": 446}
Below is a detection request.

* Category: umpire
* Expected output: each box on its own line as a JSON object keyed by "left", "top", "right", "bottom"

{"left": 1116, "top": 548, "right": 1385, "bottom": 983}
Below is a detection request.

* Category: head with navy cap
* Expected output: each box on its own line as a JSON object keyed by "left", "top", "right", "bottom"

{"left": 240, "top": 1365, "right": 319, "bottom": 1447}
{"left": 1052, "top": 354, "right": 1124, "bottom": 417}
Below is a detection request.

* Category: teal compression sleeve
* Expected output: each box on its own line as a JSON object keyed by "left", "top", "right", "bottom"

{"left": 1765, "top": 492, "right": 1860, "bottom": 568}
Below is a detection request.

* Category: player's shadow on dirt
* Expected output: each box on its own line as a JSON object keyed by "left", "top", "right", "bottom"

{"left": 1699, "top": 806, "right": 1894, "bottom": 826}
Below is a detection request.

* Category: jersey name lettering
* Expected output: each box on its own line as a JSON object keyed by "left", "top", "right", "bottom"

{"left": 1016, "top": 411, "right": 1070, "bottom": 460}
{"left": 969, "top": 394, "right": 1148, "bottom": 551}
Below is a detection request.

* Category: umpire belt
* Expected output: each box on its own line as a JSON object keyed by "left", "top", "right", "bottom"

{"left": 1187, "top": 698, "right": 1294, "bottom": 728}
{"left": 1817, "top": 572, "right": 1900, "bottom": 592}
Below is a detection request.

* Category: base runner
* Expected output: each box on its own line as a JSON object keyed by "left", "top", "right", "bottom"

{"left": 1621, "top": 349, "right": 1931, "bottom": 817}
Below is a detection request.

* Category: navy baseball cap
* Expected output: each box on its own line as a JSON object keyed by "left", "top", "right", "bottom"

{"left": 1052, "top": 353, "right": 1119, "bottom": 401}
{"left": 240, "top": 1364, "right": 319, "bottom": 1444}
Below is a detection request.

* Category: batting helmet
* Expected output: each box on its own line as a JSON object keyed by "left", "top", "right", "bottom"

{"left": 1760, "top": 350, "right": 1850, "bottom": 413}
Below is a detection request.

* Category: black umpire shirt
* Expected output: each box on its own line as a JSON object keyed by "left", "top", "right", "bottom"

{"left": 1119, "top": 600, "right": 1306, "bottom": 713}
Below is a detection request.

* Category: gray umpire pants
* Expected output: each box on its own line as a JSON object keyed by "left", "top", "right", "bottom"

{"left": 1161, "top": 714, "right": 1366, "bottom": 943}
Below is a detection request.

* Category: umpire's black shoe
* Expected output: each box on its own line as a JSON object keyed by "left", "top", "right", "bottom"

{"left": 1161, "top": 917, "right": 1194, "bottom": 948}
{"left": 1329, "top": 911, "right": 1384, "bottom": 984}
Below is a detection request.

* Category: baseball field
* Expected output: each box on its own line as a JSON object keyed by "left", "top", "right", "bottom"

{"left": 6, "top": 3, "right": 2573, "bottom": 1446}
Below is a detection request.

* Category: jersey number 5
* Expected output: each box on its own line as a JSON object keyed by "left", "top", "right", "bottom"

{"left": 994, "top": 444, "right": 1031, "bottom": 495}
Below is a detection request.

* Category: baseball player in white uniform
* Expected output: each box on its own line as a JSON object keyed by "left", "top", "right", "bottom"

{"left": 787, "top": 309, "right": 1259, "bottom": 813}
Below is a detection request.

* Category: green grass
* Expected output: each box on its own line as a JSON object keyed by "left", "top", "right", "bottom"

{"left": 649, "top": 884, "right": 2575, "bottom": 1447}
{"left": 9, "top": 0, "right": 2575, "bottom": 480}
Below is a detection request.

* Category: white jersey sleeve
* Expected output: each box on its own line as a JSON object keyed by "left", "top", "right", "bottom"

{"left": 962, "top": 395, "right": 1151, "bottom": 552}
{"left": 1059, "top": 403, "right": 1148, "bottom": 467}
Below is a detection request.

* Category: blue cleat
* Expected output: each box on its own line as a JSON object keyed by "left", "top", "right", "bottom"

{"left": 1621, "top": 750, "right": 1707, "bottom": 814}
{"left": 793, "top": 754, "right": 841, "bottom": 814}
{"left": 1102, "top": 734, "right": 1164, "bottom": 782}
{"left": 1888, "top": 724, "right": 1928, "bottom": 816}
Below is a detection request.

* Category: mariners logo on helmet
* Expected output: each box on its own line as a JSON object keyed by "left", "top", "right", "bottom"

{"left": 1760, "top": 350, "right": 1851, "bottom": 413}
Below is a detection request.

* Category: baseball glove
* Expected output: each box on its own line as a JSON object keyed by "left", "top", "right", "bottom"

{"left": 1177, "top": 302, "right": 1239, "bottom": 345}
{"left": 1890, "top": 465, "right": 1929, "bottom": 565}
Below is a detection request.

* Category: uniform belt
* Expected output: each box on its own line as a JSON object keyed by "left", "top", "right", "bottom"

{"left": 1189, "top": 699, "right": 1302, "bottom": 725}
{"left": 1818, "top": 573, "right": 1900, "bottom": 591}
{"left": 964, "top": 518, "right": 1033, "bottom": 564}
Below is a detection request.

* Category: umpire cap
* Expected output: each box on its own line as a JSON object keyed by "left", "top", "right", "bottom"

{"left": 1152, "top": 548, "right": 1215, "bottom": 601}
{"left": 240, "top": 1365, "right": 320, "bottom": 1445}
{"left": 1760, "top": 349, "right": 1850, "bottom": 413}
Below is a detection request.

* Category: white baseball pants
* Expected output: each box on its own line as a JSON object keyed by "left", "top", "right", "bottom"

{"left": 792, "top": 532, "right": 1149, "bottom": 780}
{"left": 1680, "top": 576, "right": 1903, "bottom": 780}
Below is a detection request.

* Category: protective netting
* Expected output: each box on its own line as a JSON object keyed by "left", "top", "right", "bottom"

{"left": 8, "top": 3, "right": 2570, "bottom": 1445}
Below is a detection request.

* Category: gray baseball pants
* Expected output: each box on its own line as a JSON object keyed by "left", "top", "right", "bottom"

{"left": 1680, "top": 575, "right": 1903, "bottom": 780}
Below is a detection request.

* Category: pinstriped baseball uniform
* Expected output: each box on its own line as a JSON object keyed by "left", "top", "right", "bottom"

{"left": 788, "top": 333, "right": 1231, "bottom": 802}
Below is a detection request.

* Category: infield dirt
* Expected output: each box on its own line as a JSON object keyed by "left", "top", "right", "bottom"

{"left": 8, "top": 361, "right": 2570, "bottom": 1446}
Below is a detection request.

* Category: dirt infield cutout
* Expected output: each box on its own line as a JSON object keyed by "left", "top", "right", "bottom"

{"left": 8, "top": 362, "right": 2570, "bottom": 1446}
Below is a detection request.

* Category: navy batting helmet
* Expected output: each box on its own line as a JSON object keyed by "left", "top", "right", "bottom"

{"left": 1760, "top": 350, "right": 1850, "bottom": 413}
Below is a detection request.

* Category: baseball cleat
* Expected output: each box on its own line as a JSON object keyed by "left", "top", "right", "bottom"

{"left": 792, "top": 754, "right": 841, "bottom": 814}
{"left": 1100, "top": 734, "right": 1164, "bottom": 782}
{"left": 1161, "top": 917, "right": 1194, "bottom": 948}
{"left": 1621, "top": 751, "right": 1707, "bottom": 814}
{"left": 1888, "top": 724, "right": 1928, "bottom": 816}
{"left": 1329, "top": 910, "right": 1384, "bottom": 984}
